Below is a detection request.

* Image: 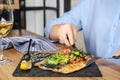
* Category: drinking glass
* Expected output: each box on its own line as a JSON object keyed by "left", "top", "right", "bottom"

{"left": 0, "top": 0, "right": 14, "bottom": 66}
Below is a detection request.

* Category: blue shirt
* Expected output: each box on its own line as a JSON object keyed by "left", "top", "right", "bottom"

{"left": 45, "top": 0, "right": 120, "bottom": 65}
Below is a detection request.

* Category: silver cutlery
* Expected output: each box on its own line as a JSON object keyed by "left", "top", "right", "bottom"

{"left": 86, "top": 55, "right": 120, "bottom": 66}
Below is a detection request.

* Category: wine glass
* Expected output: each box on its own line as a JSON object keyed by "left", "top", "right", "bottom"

{"left": 0, "top": 0, "right": 14, "bottom": 66}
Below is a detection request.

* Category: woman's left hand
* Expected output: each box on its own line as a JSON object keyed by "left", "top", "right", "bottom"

{"left": 114, "top": 50, "right": 120, "bottom": 57}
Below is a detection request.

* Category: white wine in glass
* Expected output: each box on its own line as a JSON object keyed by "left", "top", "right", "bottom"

{"left": 0, "top": 0, "right": 14, "bottom": 66}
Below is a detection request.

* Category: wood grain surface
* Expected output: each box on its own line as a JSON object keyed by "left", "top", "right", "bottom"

{"left": 0, "top": 30, "right": 120, "bottom": 80}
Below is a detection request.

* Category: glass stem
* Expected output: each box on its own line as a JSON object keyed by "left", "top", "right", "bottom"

{"left": 0, "top": 35, "right": 3, "bottom": 61}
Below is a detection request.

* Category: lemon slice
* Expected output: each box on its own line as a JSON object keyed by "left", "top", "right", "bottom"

{"left": 20, "top": 60, "right": 32, "bottom": 70}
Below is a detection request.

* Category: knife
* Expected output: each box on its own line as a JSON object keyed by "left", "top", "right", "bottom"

{"left": 96, "top": 55, "right": 120, "bottom": 59}
{"left": 86, "top": 55, "right": 120, "bottom": 66}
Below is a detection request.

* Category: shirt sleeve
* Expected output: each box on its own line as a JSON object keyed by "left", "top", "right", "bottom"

{"left": 44, "top": 0, "right": 91, "bottom": 38}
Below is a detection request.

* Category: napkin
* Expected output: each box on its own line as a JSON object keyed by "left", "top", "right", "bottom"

{"left": 2, "top": 35, "right": 58, "bottom": 52}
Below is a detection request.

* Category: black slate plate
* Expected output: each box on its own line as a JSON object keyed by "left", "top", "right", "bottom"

{"left": 13, "top": 52, "right": 102, "bottom": 77}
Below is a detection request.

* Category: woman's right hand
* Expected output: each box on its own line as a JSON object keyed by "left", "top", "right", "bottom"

{"left": 50, "top": 24, "right": 77, "bottom": 46}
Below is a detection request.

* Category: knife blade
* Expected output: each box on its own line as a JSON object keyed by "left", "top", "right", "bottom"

{"left": 96, "top": 55, "right": 120, "bottom": 59}
{"left": 86, "top": 55, "right": 120, "bottom": 66}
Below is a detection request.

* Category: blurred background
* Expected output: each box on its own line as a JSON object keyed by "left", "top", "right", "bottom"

{"left": 13, "top": 0, "right": 86, "bottom": 51}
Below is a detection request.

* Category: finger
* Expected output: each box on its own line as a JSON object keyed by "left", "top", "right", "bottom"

{"left": 114, "top": 50, "right": 120, "bottom": 56}
{"left": 64, "top": 35, "right": 71, "bottom": 46}
{"left": 61, "top": 31, "right": 71, "bottom": 46}
{"left": 72, "top": 24, "right": 77, "bottom": 42}
{"left": 58, "top": 27, "right": 64, "bottom": 44}
{"left": 59, "top": 33, "right": 71, "bottom": 46}
{"left": 66, "top": 24, "right": 74, "bottom": 45}
{"left": 58, "top": 25, "right": 69, "bottom": 46}
{"left": 59, "top": 25, "right": 71, "bottom": 46}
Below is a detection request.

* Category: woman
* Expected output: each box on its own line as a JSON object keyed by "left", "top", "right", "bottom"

{"left": 45, "top": 0, "right": 120, "bottom": 65}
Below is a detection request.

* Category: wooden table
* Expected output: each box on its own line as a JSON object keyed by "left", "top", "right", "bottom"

{"left": 0, "top": 30, "right": 120, "bottom": 80}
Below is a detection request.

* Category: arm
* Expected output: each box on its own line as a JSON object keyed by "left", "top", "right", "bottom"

{"left": 45, "top": 0, "right": 83, "bottom": 38}
{"left": 45, "top": 0, "right": 92, "bottom": 46}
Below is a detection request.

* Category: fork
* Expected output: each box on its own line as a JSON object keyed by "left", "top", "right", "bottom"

{"left": 94, "top": 55, "right": 120, "bottom": 60}
{"left": 103, "top": 55, "right": 120, "bottom": 59}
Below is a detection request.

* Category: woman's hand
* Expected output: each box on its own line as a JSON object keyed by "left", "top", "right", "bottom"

{"left": 50, "top": 24, "right": 77, "bottom": 46}
{"left": 114, "top": 50, "right": 120, "bottom": 57}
